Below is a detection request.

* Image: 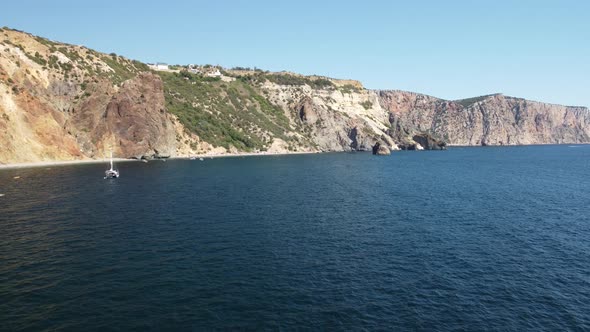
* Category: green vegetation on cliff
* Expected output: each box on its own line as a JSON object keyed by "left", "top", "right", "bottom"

{"left": 264, "top": 74, "right": 334, "bottom": 89}
{"left": 100, "top": 54, "right": 150, "bottom": 84}
{"left": 455, "top": 94, "right": 499, "bottom": 108}
{"left": 227, "top": 71, "right": 336, "bottom": 90}
{"left": 159, "top": 71, "right": 300, "bottom": 151}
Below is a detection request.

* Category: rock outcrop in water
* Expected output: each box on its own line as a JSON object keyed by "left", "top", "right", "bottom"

{"left": 372, "top": 142, "right": 391, "bottom": 155}
{"left": 1, "top": 27, "right": 589, "bottom": 164}
{"left": 411, "top": 133, "right": 447, "bottom": 150}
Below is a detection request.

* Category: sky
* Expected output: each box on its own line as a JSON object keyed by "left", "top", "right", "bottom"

{"left": 1, "top": 0, "right": 589, "bottom": 106}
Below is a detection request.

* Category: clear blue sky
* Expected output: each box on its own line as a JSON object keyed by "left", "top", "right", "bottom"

{"left": 2, "top": 0, "right": 589, "bottom": 106}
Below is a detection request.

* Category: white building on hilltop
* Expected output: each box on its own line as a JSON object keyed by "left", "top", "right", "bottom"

{"left": 206, "top": 69, "right": 222, "bottom": 77}
{"left": 148, "top": 62, "right": 169, "bottom": 71}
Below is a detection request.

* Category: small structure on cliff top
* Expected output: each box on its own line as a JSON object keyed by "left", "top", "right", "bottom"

{"left": 148, "top": 63, "right": 169, "bottom": 71}
{"left": 206, "top": 69, "right": 222, "bottom": 77}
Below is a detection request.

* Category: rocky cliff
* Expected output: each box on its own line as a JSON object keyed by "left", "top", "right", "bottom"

{"left": 1, "top": 28, "right": 589, "bottom": 164}
{"left": 0, "top": 28, "right": 180, "bottom": 163}
{"left": 378, "top": 91, "right": 590, "bottom": 146}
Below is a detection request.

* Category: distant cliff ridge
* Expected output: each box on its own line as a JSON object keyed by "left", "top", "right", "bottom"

{"left": 0, "top": 27, "right": 588, "bottom": 164}
{"left": 378, "top": 91, "right": 590, "bottom": 146}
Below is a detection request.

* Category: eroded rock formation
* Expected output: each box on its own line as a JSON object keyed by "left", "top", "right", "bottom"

{"left": 372, "top": 142, "right": 391, "bottom": 155}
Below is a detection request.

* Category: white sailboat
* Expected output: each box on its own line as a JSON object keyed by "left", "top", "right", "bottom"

{"left": 104, "top": 151, "right": 120, "bottom": 179}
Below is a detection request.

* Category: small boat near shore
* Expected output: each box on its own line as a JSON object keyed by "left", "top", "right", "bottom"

{"left": 104, "top": 151, "right": 119, "bottom": 179}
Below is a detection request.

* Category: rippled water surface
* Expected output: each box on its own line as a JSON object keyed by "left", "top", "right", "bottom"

{"left": 1, "top": 146, "right": 590, "bottom": 330}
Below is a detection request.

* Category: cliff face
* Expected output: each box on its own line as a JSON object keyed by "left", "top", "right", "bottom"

{"left": 377, "top": 91, "right": 590, "bottom": 146}
{"left": 257, "top": 80, "right": 395, "bottom": 152}
{"left": 1, "top": 28, "right": 589, "bottom": 164}
{"left": 95, "top": 73, "right": 176, "bottom": 159}
{"left": 0, "top": 28, "right": 178, "bottom": 163}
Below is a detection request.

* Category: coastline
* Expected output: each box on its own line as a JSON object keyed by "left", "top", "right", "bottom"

{"left": 0, "top": 158, "right": 138, "bottom": 170}
{"left": 0, "top": 150, "right": 319, "bottom": 170}
{"left": 2, "top": 143, "right": 588, "bottom": 170}
{"left": 447, "top": 142, "right": 590, "bottom": 147}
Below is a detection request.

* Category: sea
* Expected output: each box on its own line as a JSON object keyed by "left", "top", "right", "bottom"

{"left": 1, "top": 145, "right": 589, "bottom": 331}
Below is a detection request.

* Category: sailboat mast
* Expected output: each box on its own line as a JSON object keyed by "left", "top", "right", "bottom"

{"left": 110, "top": 151, "right": 113, "bottom": 170}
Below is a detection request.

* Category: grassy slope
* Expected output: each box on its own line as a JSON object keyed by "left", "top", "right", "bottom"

{"left": 454, "top": 94, "right": 499, "bottom": 108}
{"left": 159, "top": 71, "right": 307, "bottom": 151}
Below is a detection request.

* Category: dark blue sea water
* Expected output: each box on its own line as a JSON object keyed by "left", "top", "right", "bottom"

{"left": 1, "top": 146, "right": 590, "bottom": 331}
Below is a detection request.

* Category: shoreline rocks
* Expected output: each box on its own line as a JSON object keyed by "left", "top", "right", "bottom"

{"left": 372, "top": 142, "right": 391, "bottom": 155}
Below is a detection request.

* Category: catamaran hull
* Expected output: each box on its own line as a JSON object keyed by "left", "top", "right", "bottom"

{"left": 105, "top": 171, "right": 119, "bottom": 179}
